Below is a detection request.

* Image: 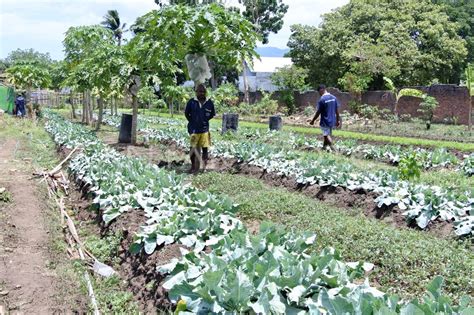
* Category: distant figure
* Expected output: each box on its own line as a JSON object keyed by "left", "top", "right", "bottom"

{"left": 309, "top": 84, "right": 341, "bottom": 150}
{"left": 15, "top": 94, "right": 26, "bottom": 118}
{"left": 185, "top": 84, "right": 216, "bottom": 173}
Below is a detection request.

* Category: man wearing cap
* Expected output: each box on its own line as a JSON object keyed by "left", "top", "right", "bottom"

{"left": 185, "top": 84, "right": 216, "bottom": 173}
{"left": 309, "top": 84, "right": 341, "bottom": 150}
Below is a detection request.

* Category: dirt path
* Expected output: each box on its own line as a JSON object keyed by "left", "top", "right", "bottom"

{"left": 0, "top": 139, "right": 61, "bottom": 314}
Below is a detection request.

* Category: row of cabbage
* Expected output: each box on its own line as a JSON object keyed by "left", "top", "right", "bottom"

{"left": 47, "top": 111, "right": 473, "bottom": 314}
{"left": 108, "top": 113, "right": 473, "bottom": 176}
{"left": 100, "top": 113, "right": 473, "bottom": 236}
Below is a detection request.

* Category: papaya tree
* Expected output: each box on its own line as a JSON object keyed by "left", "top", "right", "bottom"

{"left": 6, "top": 60, "right": 51, "bottom": 106}
{"left": 63, "top": 25, "right": 122, "bottom": 129}
{"left": 134, "top": 4, "right": 259, "bottom": 85}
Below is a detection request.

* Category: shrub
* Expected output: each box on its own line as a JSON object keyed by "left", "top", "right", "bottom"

{"left": 417, "top": 96, "right": 438, "bottom": 129}
{"left": 398, "top": 153, "right": 422, "bottom": 180}
{"left": 210, "top": 83, "right": 239, "bottom": 113}
{"left": 303, "top": 105, "right": 314, "bottom": 116}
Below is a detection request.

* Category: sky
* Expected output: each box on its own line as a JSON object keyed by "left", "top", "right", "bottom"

{"left": 0, "top": 0, "right": 348, "bottom": 60}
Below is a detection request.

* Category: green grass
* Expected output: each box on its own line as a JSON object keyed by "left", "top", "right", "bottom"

{"left": 0, "top": 115, "right": 59, "bottom": 170}
{"left": 193, "top": 172, "right": 474, "bottom": 301}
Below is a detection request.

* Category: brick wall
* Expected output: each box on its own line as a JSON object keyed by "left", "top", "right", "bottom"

{"left": 242, "top": 84, "right": 471, "bottom": 125}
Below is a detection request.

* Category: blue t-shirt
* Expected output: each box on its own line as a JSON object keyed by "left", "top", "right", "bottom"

{"left": 317, "top": 93, "right": 339, "bottom": 128}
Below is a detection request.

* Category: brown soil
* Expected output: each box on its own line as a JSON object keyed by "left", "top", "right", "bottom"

{"left": 0, "top": 139, "right": 85, "bottom": 313}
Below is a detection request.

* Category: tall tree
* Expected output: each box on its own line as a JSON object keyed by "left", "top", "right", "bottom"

{"left": 238, "top": 0, "right": 288, "bottom": 44}
{"left": 431, "top": 0, "right": 474, "bottom": 80}
{"left": 288, "top": 0, "right": 467, "bottom": 90}
{"left": 4, "top": 48, "right": 53, "bottom": 68}
{"left": 101, "top": 9, "right": 127, "bottom": 46}
{"left": 6, "top": 60, "right": 51, "bottom": 105}
{"left": 63, "top": 25, "right": 122, "bottom": 129}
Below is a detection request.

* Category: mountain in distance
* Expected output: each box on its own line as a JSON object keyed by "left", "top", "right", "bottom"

{"left": 255, "top": 46, "right": 290, "bottom": 57}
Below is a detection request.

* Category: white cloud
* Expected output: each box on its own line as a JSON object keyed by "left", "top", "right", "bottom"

{"left": 0, "top": 0, "right": 348, "bottom": 59}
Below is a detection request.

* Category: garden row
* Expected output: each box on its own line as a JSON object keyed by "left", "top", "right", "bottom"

{"left": 109, "top": 113, "right": 474, "bottom": 177}
{"left": 102, "top": 113, "right": 474, "bottom": 236}
{"left": 45, "top": 111, "right": 473, "bottom": 313}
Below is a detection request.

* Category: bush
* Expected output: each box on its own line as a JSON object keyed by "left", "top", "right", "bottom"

{"left": 303, "top": 105, "right": 314, "bottom": 116}
{"left": 417, "top": 96, "right": 438, "bottom": 129}
{"left": 210, "top": 83, "right": 239, "bottom": 113}
{"left": 252, "top": 91, "right": 278, "bottom": 115}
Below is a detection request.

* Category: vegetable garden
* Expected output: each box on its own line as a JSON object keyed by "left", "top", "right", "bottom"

{"left": 41, "top": 110, "right": 473, "bottom": 313}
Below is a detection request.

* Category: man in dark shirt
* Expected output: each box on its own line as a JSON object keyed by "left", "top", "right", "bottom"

{"left": 309, "top": 84, "right": 341, "bottom": 150}
{"left": 184, "top": 84, "right": 216, "bottom": 173}
{"left": 15, "top": 93, "right": 26, "bottom": 118}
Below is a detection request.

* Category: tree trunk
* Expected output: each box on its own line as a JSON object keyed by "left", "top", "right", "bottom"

{"left": 209, "top": 60, "right": 217, "bottom": 90}
{"left": 96, "top": 97, "right": 103, "bottom": 131}
{"left": 242, "top": 59, "right": 250, "bottom": 104}
{"left": 71, "top": 91, "right": 77, "bottom": 119}
{"left": 131, "top": 94, "right": 138, "bottom": 145}
{"left": 82, "top": 92, "right": 86, "bottom": 123}
{"left": 88, "top": 93, "right": 93, "bottom": 124}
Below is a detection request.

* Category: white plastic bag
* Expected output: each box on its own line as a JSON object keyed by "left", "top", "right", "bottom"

{"left": 185, "top": 53, "right": 211, "bottom": 85}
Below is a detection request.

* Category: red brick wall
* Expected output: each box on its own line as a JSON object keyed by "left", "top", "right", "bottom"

{"left": 241, "top": 84, "right": 471, "bottom": 125}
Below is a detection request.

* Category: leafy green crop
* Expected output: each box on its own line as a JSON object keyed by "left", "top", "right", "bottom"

{"left": 104, "top": 113, "right": 473, "bottom": 236}
{"left": 45, "top": 110, "right": 473, "bottom": 313}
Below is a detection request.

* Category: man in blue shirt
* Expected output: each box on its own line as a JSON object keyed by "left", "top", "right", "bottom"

{"left": 309, "top": 84, "right": 341, "bottom": 150}
{"left": 15, "top": 93, "right": 26, "bottom": 118}
{"left": 185, "top": 84, "right": 216, "bottom": 173}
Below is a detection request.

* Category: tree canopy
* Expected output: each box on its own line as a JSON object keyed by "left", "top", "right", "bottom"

{"left": 288, "top": 0, "right": 468, "bottom": 90}
{"left": 238, "top": 0, "right": 288, "bottom": 44}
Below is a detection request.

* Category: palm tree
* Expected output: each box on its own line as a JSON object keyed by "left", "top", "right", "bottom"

{"left": 101, "top": 10, "right": 126, "bottom": 46}
{"left": 101, "top": 10, "right": 126, "bottom": 116}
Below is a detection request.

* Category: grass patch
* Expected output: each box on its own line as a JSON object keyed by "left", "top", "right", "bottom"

{"left": 73, "top": 260, "right": 139, "bottom": 314}
{"left": 84, "top": 232, "right": 122, "bottom": 266}
{"left": 193, "top": 171, "right": 474, "bottom": 301}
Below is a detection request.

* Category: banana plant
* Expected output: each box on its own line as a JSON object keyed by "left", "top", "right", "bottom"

{"left": 384, "top": 77, "right": 425, "bottom": 116}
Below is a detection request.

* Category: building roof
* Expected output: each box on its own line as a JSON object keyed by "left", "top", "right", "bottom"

{"left": 249, "top": 57, "right": 293, "bottom": 73}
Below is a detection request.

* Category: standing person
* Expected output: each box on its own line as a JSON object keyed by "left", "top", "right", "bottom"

{"left": 15, "top": 93, "right": 26, "bottom": 118}
{"left": 185, "top": 84, "right": 216, "bottom": 173}
{"left": 309, "top": 84, "right": 341, "bottom": 150}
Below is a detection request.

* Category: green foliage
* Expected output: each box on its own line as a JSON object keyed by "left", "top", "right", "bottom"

{"left": 194, "top": 171, "right": 474, "bottom": 300}
{"left": 418, "top": 96, "right": 439, "bottom": 126}
{"left": 137, "top": 86, "right": 160, "bottom": 109}
{"left": 432, "top": 0, "right": 474, "bottom": 73}
{"left": 6, "top": 60, "right": 52, "bottom": 91}
{"left": 398, "top": 153, "right": 422, "bottom": 181}
{"left": 161, "top": 85, "right": 190, "bottom": 113}
{"left": 3, "top": 48, "right": 53, "bottom": 69}
{"left": 466, "top": 63, "right": 474, "bottom": 96}
{"left": 85, "top": 232, "right": 122, "bottom": 265}
{"left": 288, "top": 1, "right": 468, "bottom": 89}
{"left": 253, "top": 91, "right": 278, "bottom": 115}
{"left": 209, "top": 83, "right": 239, "bottom": 112}
{"left": 63, "top": 25, "right": 122, "bottom": 97}
{"left": 101, "top": 9, "right": 126, "bottom": 46}
{"left": 134, "top": 4, "right": 260, "bottom": 83}
{"left": 237, "top": 0, "right": 289, "bottom": 44}
{"left": 303, "top": 105, "right": 314, "bottom": 116}
{"left": 0, "top": 188, "right": 12, "bottom": 203}
{"left": 271, "top": 65, "right": 308, "bottom": 114}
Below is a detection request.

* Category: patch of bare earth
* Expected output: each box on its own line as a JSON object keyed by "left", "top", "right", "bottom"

{"left": 0, "top": 139, "right": 85, "bottom": 314}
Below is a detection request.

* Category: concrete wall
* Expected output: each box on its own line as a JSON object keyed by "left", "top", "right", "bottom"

{"left": 242, "top": 84, "right": 472, "bottom": 125}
